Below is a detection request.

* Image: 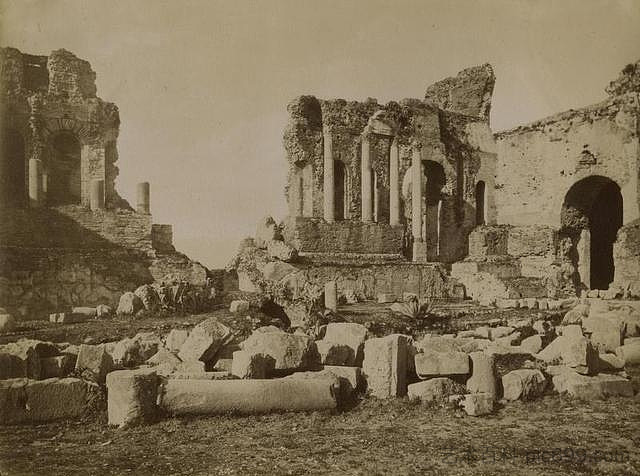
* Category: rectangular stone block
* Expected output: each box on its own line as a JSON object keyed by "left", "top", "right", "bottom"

{"left": 178, "top": 318, "right": 232, "bottom": 363}
{"left": 362, "top": 334, "right": 409, "bottom": 398}
{"left": 106, "top": 369, "right": 159, "bottom": 428}
{"left": 415, "top": 351, "right": 469, "bottom": 378}
{"left": 41, "top": 354, "right": 76, "bottom": 378}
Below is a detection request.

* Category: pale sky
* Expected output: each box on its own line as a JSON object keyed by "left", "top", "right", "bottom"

{"left": 1, "top": 0, "right": 639, "bottom": 268}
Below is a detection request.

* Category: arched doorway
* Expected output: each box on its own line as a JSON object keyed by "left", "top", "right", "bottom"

{"left": 1, "top": 129, "right": 26, "bottom": 207}
{"left": 49, "top": 132, "right": 82, "bottom": 205}
{"left": 475, "top": 181, "right": 486, "bottom": 225}
{"left": 562, "top": 176, "right": 623, "bottom": 290}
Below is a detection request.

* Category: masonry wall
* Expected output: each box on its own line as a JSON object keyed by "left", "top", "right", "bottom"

{"left": 0, "top": 206, "right": 153, "bottom": 254}
{"left": 494, "top": 93, "right": 640, "bottom": 228}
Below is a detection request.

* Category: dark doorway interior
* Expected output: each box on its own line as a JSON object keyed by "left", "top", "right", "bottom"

{"left": 562, "top": 176, "right": 623, "bottom": 290}
{"left": 334, "top": 160, "right": 346, "bottom": 221}
{"left": 475, "top": 181, "right": 485, "bottom": 225}
{"left": 49, "top": 132, "right": 81, "bottom": 205}
{"left": 1, "top": 129, "right": 26, "bottom": 207}
{"left": 589, "top": 181, "right": 623, "bottom": 289}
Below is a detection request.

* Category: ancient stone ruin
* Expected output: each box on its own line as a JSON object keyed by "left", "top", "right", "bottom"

{"left": 0, "top": 49, "right": 639, "bottom": 433}
{"left": 0, "top": 47, "right": 210, "bottom": 320}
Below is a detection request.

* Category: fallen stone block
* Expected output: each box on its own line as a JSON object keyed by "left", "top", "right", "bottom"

{"left": 615, "top": 342, "right": 640, "bottom": 365}
{"left": 229, "top": 300, "right": 250, "bottom": 314}
{"left": 493, "top": 332, "right": 521, "bottom": 347}
{"left": 0, "top": 313, "right": 16, "bottom": 333}
{"left": 362, "top": 334, "right": 409, "bottom": 398}
{"left": 147, "top": 348, "right": 182, "bottom": 368}
{"left": 507, "top": 316, "right": 533, "bottom": 329}
{"left": 322, "top": 366, "right": 363, "bottom": 392}
{"left": 415, "top": 351, "right": 469, "bottom": 378}
{"left": 561, "top": 335, "right": 598, "bottom": 375}
{"left": 490, "top": 326, "right": 515, "bottom": 340}
{"left": 377, "top": 293, "right": 395, "bottom": 304}
{"left": 562, "top": 304, "right": 589, "bottom": 325}
{"left": 597, "top": 353, "right": 625, "bottom": 372}
{"left": 458, "top": 327, "right": 491, "bottom": 339}
{"left": 178, "top": 318, "right": 232, "bottom": 363}
{"left": 133, "top": 332, "right": 162, "bottom": 361}
{"left": 316, "top": 340, "right": 354, "bottom": 366}
{"left": 171, "top": 371, "right": 232, "bottom": 380}
{"left": 242, "top": 330, "right": 317, "bottom": 371}
{"left": 213, "top": 358, "right": 233, "bottom": 372}
{"left": 266, "top": 239, "right": 297, "bottom": 262}
{"left": 108, "top": 338, "right": 142, "bottom": 367}
{"left": 41, "top": 355, "right": 76, "bottom": 379}
{"left": 71, "top": 307, "right": 97, "bottom": 320}
{"left": 462, "top": 393, "right": 494, "bottom": 416}
{"left": 323, "top": 322, "right": 368, "bottom": 366}
{"left": 520, "top": 335, "right": 543, "bottom": 354}
{"left": 502, "top": 369, "right": 547, "bottom": 401}
{"left": 159, "top": 378, "right": 337, "bottom": 415}
{"left": 0, "top": 378, "right": 100, "bottom": 425}
{"left": 116, "top": 292, "right": 144, "bottom": 316}
{"left": 231, "top": 350, "right": 275, "bottom": 379}
{"left": 106, "top": 369, "right": 159, "bottom": 428}
{"left": 165, "top": 329, "right": 189, "bottom": 353}
{"left": 552, "top": 372, "right": 633, "bottom": 399}
{"left": 538, "top": 299, "right": 549, "bottom": 310}
{"left": 0, "top": 339, "right": 58, "bottom": 379}
{"left": 408, "top": 377, "right": 466, "bottom": 402}
{"left": 75, "top": 344, "right": 114, "bottom": 383}
{"left": 134, "top": 284, "right": 160, "bottom": 311}
{"left": 466, "top": 352, "right": 497, "bottom": 396}
{"left": 496, "top": 299, "right": 519, "bottom": 309}
{"left": 96, "top": 304, "right": 113, "bottom": 318}
{"left": 536, "top": 336, "right": 565, "bottom": 363}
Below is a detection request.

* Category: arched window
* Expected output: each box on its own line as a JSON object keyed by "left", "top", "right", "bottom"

{"left": 475, "top": 181, "right": 486, "bottom": 225}
{"left": 49, "top": 132, "right": 81, "bottom": 205}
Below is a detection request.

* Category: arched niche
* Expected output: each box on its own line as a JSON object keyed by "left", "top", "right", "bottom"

{"left": 49, "top": 131, "right": 82, "bottom": 205}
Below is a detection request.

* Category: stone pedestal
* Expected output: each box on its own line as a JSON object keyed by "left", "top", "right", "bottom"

{"left": 90, "top": 179, "right": 105, "bottom": 210}
{"left": 323, "top": 130, "right": 334, "bottom": 223}
{"left": 136, "top": 182, "right": 150, "bottom": 214}
{"left": 362, "top": 334, "right": 409, "bottom": 398}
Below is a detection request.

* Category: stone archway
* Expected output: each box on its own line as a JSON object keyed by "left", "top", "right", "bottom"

{"left": 1, "top": 129, "right": 26, "bottom": 207}
{"left": 562, "top": 176, "right": 623, "bottom": 290}
{"left": 49, "top": 131, "right": 82, "bottom": 205}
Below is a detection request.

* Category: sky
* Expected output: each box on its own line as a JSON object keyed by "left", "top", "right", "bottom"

{"left": 1, "top": 0, "right": 639, "bottom": 268}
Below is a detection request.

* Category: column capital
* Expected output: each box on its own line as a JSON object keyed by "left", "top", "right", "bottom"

{"left": 361, "top": 126, "right": 372, "bottom": 142}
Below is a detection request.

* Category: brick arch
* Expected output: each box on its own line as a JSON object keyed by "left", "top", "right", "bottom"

{"left": 41, "top": 117, "right": 92, "bottom": 143}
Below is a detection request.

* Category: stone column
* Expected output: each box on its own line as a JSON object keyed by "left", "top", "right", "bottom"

{"left": 324, "top": 281, "right": 337, "bottom": 312}
{"left": 389, "top": 137, "right": 400, "bottom": 226}
{"left": 578, "top": 228, "right": 591, "bottom": 290}
{"left": 411, "top": 144, "right": 426, "bottom": 261}
{"left": 90, "top": 179, "right": 105, "bottom": 210}
{"left": 323, "top": 130, "right": 334, "bottom": 223}
{"left": 137, "top": 182, "right": 150, "bottom": 214}
{"left": 361, "top": 131, "right": 372, "bottom": 222}
{"left": 28, "top": 158, "right": 42, "bottom": 208}
{"left": 41, "top": 171, "right": 48, "bottom": 204}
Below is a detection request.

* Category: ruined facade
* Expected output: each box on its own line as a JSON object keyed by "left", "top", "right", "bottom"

{"left": 0, "top": 48, "right": 208, "bottom": 319}
{"left": 280, "top": 61, "right": 640, "bottom": 301}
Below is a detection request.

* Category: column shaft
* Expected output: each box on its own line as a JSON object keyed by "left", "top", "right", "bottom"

{"left": 389, "top": 138, "right": 400, "bottom": 226}
{"left": 28, "top": 158, "right": 42, "bottom": 208}
{"left": 90, "top": 179, "right": 105, "bottom": 210}
{"left": 361, "top": 133, "right": 372, "bottom": 222}
{"left": 323, "top": 131, "right": 334, "bottom": 223}
{"left": 137, "top": 182, "right": 150, "bottom": 214}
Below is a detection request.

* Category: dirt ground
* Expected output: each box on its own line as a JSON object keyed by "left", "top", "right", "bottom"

{"left": 1, "top": 304, "right": 639, "bottom": 475}
{"left": 1, "top": 392, "right": 639, "bottom": 476}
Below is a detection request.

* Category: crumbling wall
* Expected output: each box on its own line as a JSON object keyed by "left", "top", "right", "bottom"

{"left": 424, "top": 64, "right": 495, "bottom": 121}
{"left": 494, "top": 94, "right": 640, "bottom": 228}
{"left": 613, "top": 220, "right": 640, "bottom": 295}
